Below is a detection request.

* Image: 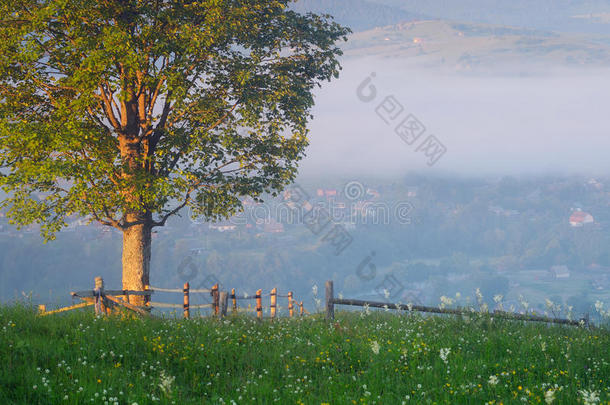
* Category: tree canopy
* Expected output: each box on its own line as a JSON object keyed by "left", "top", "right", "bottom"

{"left": 0, "top": 0, "right": 349, "bottom": 239}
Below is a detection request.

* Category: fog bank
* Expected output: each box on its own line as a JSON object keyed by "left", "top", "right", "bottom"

{"left": 299, "top": 60, "right": 610, "bottom": 178}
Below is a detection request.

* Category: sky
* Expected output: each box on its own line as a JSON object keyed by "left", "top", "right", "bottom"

{"left": 298, "top": 58, "right": 610, "bottom": 178}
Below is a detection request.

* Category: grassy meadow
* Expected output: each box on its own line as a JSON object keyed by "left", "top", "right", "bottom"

{"left": 0, "top": 304, "right": 609, "bottom": 404}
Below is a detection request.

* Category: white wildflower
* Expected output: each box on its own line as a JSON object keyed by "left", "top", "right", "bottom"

{"left": 518, "top": 294, "right": 529, "bottom": 311}
{"left": 475, "top": 288, "right": 483, "bottom": 304}
{"left": 544, "top": 389, "right": 555, "bottom": 404}
{"left": 370, "top": 341, "right": 380, "bottom": 355}
{"left": 312, "top": 285, "right": 318, "bottom": 296}
{"left": 594, "top": 300, "right": 604, "bottom": 313}
{"left": 439, "top": 296, "right": 454, "bottom": 309}
{"left": 567, "top": 305, "right": 574, "bottom": 321}
{"left": 158, "top": 370, "right": 175, "bottom": 397}
{"left": 494, "top": 294, "right": 504, "bottom": 310}
{"left": 439, "top": 347, "right": 450, "bottom": 364}
{"left": 579, "top": 389, "right": 600, "bottom": 405}
{"left": 488, "top": 375, "right": 499, "bottom": 386}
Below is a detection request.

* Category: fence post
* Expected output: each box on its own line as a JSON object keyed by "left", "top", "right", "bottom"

{"left": 211, "top": 284, "right": 219, "bottom": 316}
{"left": 256, "top": 289, "right": 263, "bottom": 320}
{"left": 183, "top": 282, "right": 190, "bottom": 319}
{"left": 288, "top": 292, "right": 294, "bottom": 318}
{"left": 299, "top": 301, "right": 304, "bottom": 317}
{"left": 231, "top": 288, "right": 237, "bottom": 314}
{"left": 144, "top": 284, "right": 151, "bottom": 313}
{"left": 144, "top": 283, "right": 150, "bottom": 306}
{"left": 94, "top": 276, "right": 106, "bottom": 316}
{"left": 325, "top": 280, "right": 334, "bottom": 320}
{"left": 270, "top": 287, "right": 277, "bottom": 319}
{"left": 220, "top": 291, "right": 228, "bottom": 318}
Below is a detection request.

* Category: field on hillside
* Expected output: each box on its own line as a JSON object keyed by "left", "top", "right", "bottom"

{"left": 342, "top": 19, "right": 610, "bottom": 72}
{"left": 0, "top": 305, "right": 609, "bottom": 404}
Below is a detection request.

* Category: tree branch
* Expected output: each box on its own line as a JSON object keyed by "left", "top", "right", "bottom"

{"left": 98, "top": 85, "right": 121, "bottom": 130}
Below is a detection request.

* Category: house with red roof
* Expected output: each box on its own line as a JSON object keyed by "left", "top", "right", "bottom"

{"left": 569, "top": 210, "right": 594, "bottom": 227}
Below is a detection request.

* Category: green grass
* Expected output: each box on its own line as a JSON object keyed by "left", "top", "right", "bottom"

{"left": 1, "top": 305, "right": 609, "bottom": 404}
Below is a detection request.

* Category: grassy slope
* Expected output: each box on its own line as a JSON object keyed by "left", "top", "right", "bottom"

{"left": 0, "top": 305, "right": 609, "bottom": 404}
{"left": 369, "top": 0, "right": 610, "bottom": 35}
{"left": 343, "top": 20, "right": 610, "bottom": 72}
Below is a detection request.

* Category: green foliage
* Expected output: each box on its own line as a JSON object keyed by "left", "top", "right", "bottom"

{"left": 0, "top": 306, "right": 609, "bottom": 403}
{"left": 0, "top": 0, "right": 349, "bottom": 239}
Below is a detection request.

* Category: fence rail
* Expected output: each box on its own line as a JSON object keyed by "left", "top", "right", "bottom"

{"left": 38, "top": 277, "right": 591, "bottom": 327}
{"left": 324, "top": 280, "right": 589, "bottom": 327}
{"left": 39, "top": 276, "right": 307, "bottom": 320}
{"left": 149, "top": 286, "right": 211, "bottom": 294}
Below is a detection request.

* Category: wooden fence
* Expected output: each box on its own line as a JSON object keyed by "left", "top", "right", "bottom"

{"left": 36, "top": 278, "right": 589, "bottom": 327}
{"left": 38, "top": 276, "right": 307, "bottom": 320}
{"left": 324, "top": 280, "right": 590, "bottom": 327}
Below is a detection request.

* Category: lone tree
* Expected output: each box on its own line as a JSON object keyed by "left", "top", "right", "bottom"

{"left": 0, "top": 0, "right": 349, "bottom": 302}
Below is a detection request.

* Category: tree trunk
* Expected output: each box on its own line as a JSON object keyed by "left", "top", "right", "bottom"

{"left": 121, "top": 213, "right": 152, "bottom": 306}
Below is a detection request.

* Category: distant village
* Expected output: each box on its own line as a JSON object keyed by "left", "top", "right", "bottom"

{"left": 1, "top": 176, "right": 609, "bottom": 309}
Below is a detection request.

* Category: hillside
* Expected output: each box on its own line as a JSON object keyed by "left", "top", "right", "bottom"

{"left": 343, "top": 19, "right": 610, "bottom": 73}
{"left": 293, "top": 0, "right": 610, "bottom": 36}
{"left": 291, "top": 0, "right": 425, "bottom": 32}
{"left": 368, "top": 0, "right": 610, "bottom": 35}
{"left": 292, "top": 0, "right": 610, "bottom": 73}
{"left": 1, "top": 306, "right": 608, "bottom": 403}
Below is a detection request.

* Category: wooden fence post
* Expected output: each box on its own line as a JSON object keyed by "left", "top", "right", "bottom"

{"left": 122, "top": 280, "right": 129, "bottom": 305}
{"left": 220, "top": 291, "right": 228, "bottom": 318}
{"left": 231, "top": 288, "right": 237, "bottom": 314}
{"left": 94, "top": 276, "right": 106, "bottom": 316}
{"left": 326, "top": 280, "right": 334, "bottom": 320}
{"left": 299, "top": 301, "right": 304, "bottom": 317}
{"left": 183, "top": 282, "right": 190, "bottom": 319}
{"left": 144, "top": 283, "right": 150, "bottom": 306}
{"left": 211, "top": 284, "right": 219, "bottom": 316}
{"left": 270, "top": 288, "right": 277, "bottom": 319}
{"left": 144, "top": 284, "right": 151, "bottom": 312}
{"left": 256, "top": 289, "right": 263, "bottom": 320}
{"left": 288, "top": 292, "right": 294, "bottom": 318}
